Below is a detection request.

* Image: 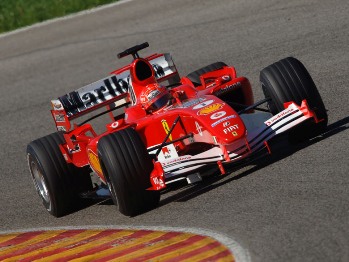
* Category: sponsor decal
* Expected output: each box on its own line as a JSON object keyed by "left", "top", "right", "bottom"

{"left": 140, "top": 95, "right": 146, "bottom": 103}
{"left": 265, "top": 108, "right": 295, "bottom": 126}
{"left": 161, "top": 119, "right": 172, "bottom": 141}
{"left": 58, "top": 55, "right": 176, "bottom": 116}
{"left": 210, "top": 111, "right": 227, "bottom": 119}
{"left": 222, "top": 75, "right": 231, "bottom": 81}
{"left": 166, "top": 98, "right": 206, "bottom": 110}
{"left": 147, "top": 89, "right": 161, "bottom": 101}
{"left": 59, "top": 75, "right": 130, "bottom": 116}
{"left": 223, "top": 121, "right": 230, "bottom": 127}
{"left": 159, "top": 144, "right": 178, "bottom": 160}
{"left": 195, "top": 121, "right": 203, "bottom": 136}
{"left": 197, "top": 103, "right": 224, "bottom": 115}
{"left": 193, "top": 99, "right": 214, "bottom": 110}
{"left": 223, "top": 124, "right": 239, "bottom": 134}
{"left": 140, "top": 86, "right": 161, "bottom": 103}
{"left": 54, "top": 114, "right": 65, "bottom": 122}
{"left": 152, "top": 177, "right": 165, "bottom": 188}
{"left": 163, "top": 156, "right": 192, "bottom": 166}
{"left": 211, "top": 115, "right": 237, "bottom": 127}
{"left": 223, "top": 82, "right": 242, "bottom": 90}
{"left": 57, "top": 126, "right": 66, "bottom": 132}
{"left": 51, "top": 99, "right": 63, "bottom": 110}
{"left": 182, "top": 98, "right": 205, "bottom": 108}
{"left": 214, "top": 82, "right": 242, "bottom": 95}
{"left": 110, "top": 121, "right": 119, "bottom": 128}
{"left": 162, "top": 147, "right": 171, "bottom": 158}
{"left": 88, "top": 151, "right": 103, "bottom": 174}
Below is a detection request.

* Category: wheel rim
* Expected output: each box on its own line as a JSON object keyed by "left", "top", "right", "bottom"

{"left": 30, "top": 160, "right": 50, "bottom": 203}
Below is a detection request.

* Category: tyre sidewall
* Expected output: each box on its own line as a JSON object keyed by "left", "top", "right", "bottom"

{"left": 98, "top": 128, "right": 160, "bottom": 216}
{"left": 26, "top": 132, "right": 91, "bottom": 217}
{"left": 27, "top": 145, "right": 67, "bottom": 216}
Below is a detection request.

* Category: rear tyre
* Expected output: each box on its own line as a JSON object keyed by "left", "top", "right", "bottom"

{"left": 186, "top": 62, "right": 227, "bottom": 86}
{"left": 260, "top": 57, "right": 328, "bottom": 142}
{"left": 98, "top": 128, "right": 160, "bottom": 216}
{"left": 27, "top": 132, "right": 92, "bottom": 217}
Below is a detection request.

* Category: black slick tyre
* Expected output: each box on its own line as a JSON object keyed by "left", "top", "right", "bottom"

{"left": 27, "top": 132, "right": 92, "bottom": 217}
{"left": 260, "top": 57, "right": 328, "bottom": 142}
{"left": 97, "top": 128, "right": 160, "bottom": 216}
{"left": 187, "top": 62, "right": 227, "bottom": 86}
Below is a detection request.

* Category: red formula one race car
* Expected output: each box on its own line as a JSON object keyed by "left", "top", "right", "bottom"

{"left": 27, "top": 42, "right": 327, "bottom": 217}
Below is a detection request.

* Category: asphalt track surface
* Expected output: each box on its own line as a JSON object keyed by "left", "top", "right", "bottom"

{"left": 0, "top": 0, "right": 348, "bottom": 261}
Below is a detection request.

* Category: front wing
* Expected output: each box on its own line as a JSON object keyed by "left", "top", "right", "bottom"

{"left": 149, "top": 100, "right": 320, "bottom": 190}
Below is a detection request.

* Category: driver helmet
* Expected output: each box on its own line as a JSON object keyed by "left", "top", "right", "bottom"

{"left": 140, "top": 83, "right": 170, "bottom": 112}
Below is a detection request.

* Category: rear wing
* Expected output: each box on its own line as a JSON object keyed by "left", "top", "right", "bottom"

{"left": 51, "top": 53, "right": 179, "bottom": 132}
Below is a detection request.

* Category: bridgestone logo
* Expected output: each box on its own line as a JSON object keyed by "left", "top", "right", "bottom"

{"left": 265, "top": 108, "right": 294, "bottom": 126}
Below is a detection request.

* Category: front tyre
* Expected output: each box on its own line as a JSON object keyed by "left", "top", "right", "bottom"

{"left": 98, "top": 128, "right": 160, "bottom": 216}
{"left": 260, "top": 57, "right": 328, "bottom": 142}
{"left": 27, "top": 132, "right": 92, "bottom": 217}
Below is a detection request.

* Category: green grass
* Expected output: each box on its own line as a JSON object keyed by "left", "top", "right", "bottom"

{"left": 0, "top": 0, "right": 119, "bottom": 34}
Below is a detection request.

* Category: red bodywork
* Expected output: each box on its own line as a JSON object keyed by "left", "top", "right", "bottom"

{"left": 50, "top": 52, "right": 317, "bottom": 191}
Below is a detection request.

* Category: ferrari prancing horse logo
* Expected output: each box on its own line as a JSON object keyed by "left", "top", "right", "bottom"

{"left": 161, "top": 119, "right": 172, "bottom": 141}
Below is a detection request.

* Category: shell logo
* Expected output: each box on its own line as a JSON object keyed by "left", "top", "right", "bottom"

{"left": 197, "top": 103, "right": 224, "bottom": 115}
{"left": 88, "top": 151, "right": 103, "bottom": 174}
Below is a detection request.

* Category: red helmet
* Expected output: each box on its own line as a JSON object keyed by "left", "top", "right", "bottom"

{"left": 140, "top": 83, "right": 170, "bottom": 112}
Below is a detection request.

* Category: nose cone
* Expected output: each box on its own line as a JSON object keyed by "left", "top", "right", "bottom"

{"left": 190, "top": 97, "right": 246, "bottom": 145}
{"left": 208, "top": 111, "right": 246, "bottom": 144}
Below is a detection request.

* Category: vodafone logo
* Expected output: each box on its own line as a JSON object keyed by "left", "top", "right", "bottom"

{"left": 222, "top": 75, "right": 231, "bottom": 81}
{"left": 210, "top": 111, "right": 226, "bottom": 119}
{"left": 111, "top": 121, "right": 119, "bottom": 128}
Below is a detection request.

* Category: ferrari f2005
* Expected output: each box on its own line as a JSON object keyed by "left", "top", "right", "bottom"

{"left": 27, "top": 42, "right": 327, "bottom": 217}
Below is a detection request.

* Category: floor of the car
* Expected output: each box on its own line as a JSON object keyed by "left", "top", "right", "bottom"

{"left": 239, "top": 111, "right": 273, "bottom": 132}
